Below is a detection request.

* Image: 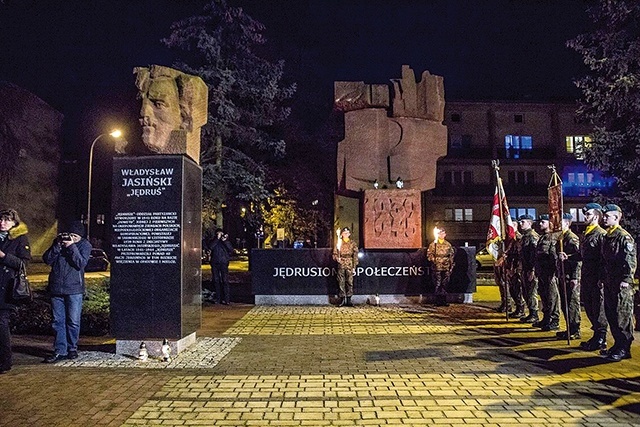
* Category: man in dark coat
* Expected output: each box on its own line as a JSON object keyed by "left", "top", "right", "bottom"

{"left": 0, "top": 209, "right": 31, "bottom": 373}
{"left": 600, "top": 204, "right": 637, "bottom": 361}
{"left": 42, "top": 220, "right": 92, "bottom": 363}
{"left": 207, "top": 228, "right": 233, "bottom": 305}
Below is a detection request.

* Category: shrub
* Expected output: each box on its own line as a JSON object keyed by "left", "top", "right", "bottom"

{"left": 11, "top": 278, "right": 111, "bottom": 336}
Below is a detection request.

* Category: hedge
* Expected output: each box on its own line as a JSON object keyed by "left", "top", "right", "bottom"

{"left": 10, "top": 277, "right": 110, "bottom": 336}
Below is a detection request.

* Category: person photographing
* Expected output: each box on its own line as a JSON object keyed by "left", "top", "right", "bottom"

{"left": 42, "top": 221, "right": 92, "bottom": 363}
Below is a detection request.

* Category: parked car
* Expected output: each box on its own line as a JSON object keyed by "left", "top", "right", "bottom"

{"left": 475, "top": 248, "right": 494, "bottom": 269}
{"left": 202, "top": 249, "right": 211, "bottom": 264}
{"left": 86, "top": 249, "right": 110, "bottom": 272}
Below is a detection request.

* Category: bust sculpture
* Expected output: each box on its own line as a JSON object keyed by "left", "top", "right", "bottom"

{"left": 123, "top": 65, "right": 208, "bottom": 164}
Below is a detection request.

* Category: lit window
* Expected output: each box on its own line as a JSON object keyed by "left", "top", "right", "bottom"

{"left": 96, "top": 214, "right": 105, "bottom": 225}
{"left": 445, "top": 208, "right": 473, "bottom": 222}
{"left": 504, "top": 135, "right": 533, "bottom": 159}
{"left": 565, "top": 135, "right": 591, "bottom": 160}
{"left": 563, "top": 166, "right": 615, "bottom": 196}
{"left": 569, "top": 208, "right": 585, "bottom": 223}
{"left": 510, "top": 207, "right": 537, "bottom": 220}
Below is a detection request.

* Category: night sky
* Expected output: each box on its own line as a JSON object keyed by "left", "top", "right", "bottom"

{"left": 0, "top": 0, "right": 593, "bottom": 154}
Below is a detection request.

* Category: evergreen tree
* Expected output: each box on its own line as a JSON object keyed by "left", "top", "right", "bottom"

{"left": 568, "top": 0, "right": 640, "bottom": 235}
{"left": 163, "top": 0, "right": 296, "bottom": 224}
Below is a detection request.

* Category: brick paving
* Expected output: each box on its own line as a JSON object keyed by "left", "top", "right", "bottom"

{"left": 2, "top": 296, "right": 640, "bottom": 426}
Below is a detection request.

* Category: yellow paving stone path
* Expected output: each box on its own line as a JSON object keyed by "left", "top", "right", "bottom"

{"left": 2, "top": 302, "right": 640, "bottom": 426}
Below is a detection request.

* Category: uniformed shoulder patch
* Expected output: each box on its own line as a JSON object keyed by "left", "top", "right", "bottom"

{"left": 626, "top": 241, "right": 636, "bottom": 253}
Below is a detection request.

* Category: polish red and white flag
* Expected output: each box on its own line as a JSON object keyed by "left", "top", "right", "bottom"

{"left": 486, "top": 183, "right": 516, "bottom": 260}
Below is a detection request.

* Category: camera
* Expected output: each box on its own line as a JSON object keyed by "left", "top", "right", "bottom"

{"left": 58, "top": 233, "right": 72, "bottom": 242}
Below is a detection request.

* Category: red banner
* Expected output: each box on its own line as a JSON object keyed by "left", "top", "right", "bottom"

{"left": 548, "top": 183, "right": 563, "bottom": 232}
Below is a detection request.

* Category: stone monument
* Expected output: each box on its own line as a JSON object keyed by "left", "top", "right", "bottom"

{"left": 110, "top": 65, "right": 208, "bottom": 357}
{"left": 335, "top": 65, "right": 447, "bottom": 249}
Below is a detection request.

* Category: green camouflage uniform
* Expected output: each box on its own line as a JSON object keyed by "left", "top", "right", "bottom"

{"left": 333, "top": 240, "right": 359, "bottom": 298}
{"left": 427, "top": 239, "right": 455, "bottom": 295}
{"left": 505, "top": 233, "right": 525, "bottom": 314}
{"left": 602, "top": 225, "right": 637, "bottom": 351}
{"left": 556, "top": 229, "right": 582, "bottom": 334}
{"left": 580, "top": 225, "right": 607, "bottom": 338}
{"left": 535, "top": 231, "right": 560, "bottom": 327}
{"left": 520, "top": 228, "right": 540, "bottom": 318}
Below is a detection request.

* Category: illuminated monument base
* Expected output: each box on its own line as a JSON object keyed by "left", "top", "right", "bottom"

{"left": 110, "top": 155, "right": 202, "bottom": 356}
{"left": 251, "top": 248, "right": 476, "bottom": 305}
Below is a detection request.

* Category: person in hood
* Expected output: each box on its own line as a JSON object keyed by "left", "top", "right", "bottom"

{"left": 42, "top": 220, "right": 92, "bottom": 363}
{"left": 0, "top": 208, "right": 31, "bottom": 374}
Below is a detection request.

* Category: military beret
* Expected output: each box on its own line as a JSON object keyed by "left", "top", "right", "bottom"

{"left": 583, "top": 202, "right": 602, "bottom": 212}
{"left": 603, "top": 204, "right": 622, "bottom": 213}
{"left": 562, "top": 213, "right": 574, "bottom": 221}
{"left": 518, "top": 214, "right": 534, "bottom": 221}
{"left": 538, "top": 214, "right": 549, "bottom": 221}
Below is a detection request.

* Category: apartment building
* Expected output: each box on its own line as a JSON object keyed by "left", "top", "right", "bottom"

{"left": 424, "top": 100, "right": 614, "bottom": 248}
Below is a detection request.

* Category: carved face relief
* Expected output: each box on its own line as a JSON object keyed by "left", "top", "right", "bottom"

{"left": 138, "top": 77, "right": 182, "bottom": 153}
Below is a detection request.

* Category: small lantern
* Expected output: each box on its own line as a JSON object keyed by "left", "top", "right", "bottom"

{"left": 161, "top": 339, "right": 172, "bottom": 362}
{"left": 138, "top": 342, "right": 148, "bottom": 361}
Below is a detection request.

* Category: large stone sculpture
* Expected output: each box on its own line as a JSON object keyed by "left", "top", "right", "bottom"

{"left": 125, "top": 65, "right": 208, "bottom": 164}
{"left": 335, "top": 65, "right": 447, "bottom": 193}
{"left": 335, "top": 66, "right": 448, "bottom": 249}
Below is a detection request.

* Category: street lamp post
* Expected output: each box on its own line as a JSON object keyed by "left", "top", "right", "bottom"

{"left": 87, "top": 129, "right": 123, "bottom": 240}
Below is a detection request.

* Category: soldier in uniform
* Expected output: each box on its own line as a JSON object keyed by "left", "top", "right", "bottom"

{"left": 556, "top": 213, "right": 582, "bottom": 340}
{"left": 505, "top": 225, "right": 525, "bottom": 318}
{"left": 518, "top": 214, "right": 540, "bottom": 323}
{"left": 333, "top": 227, "right": 359, "bottom": 307}
{"left": 427, "top": 227, "right": 455, "bottom": 307}
{"left": 533, "top": 214, "right": 561, "bottom": 331}
{"left": 577, "top": 203, "right": 608, "bottom": 351}
{"left": 600, "top": 204, "right": 637, "bottom": 361}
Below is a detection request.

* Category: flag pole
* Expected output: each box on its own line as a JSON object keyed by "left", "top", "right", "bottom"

{"left": 548, "top": 164, "right": 569, "bottom": 345}
{"left": 492, "top": 160, "right": 510, "bottom": 321}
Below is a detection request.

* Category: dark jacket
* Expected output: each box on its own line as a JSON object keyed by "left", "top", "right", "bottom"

{"left": 0, "top": 223, "right": 31, "bottom": 310}
{"left": 208, "top": 237, "right": 233, "bottom": 265}
{"left": 43, "top": 237, "right": 92, "bottom": 295}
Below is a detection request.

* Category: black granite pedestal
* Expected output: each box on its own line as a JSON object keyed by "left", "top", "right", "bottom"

{"left": 110, "top": 155, "right": 202, "bottom": 356}
{"left": 251, "top": 247, "right": 476, "bottom": 305}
